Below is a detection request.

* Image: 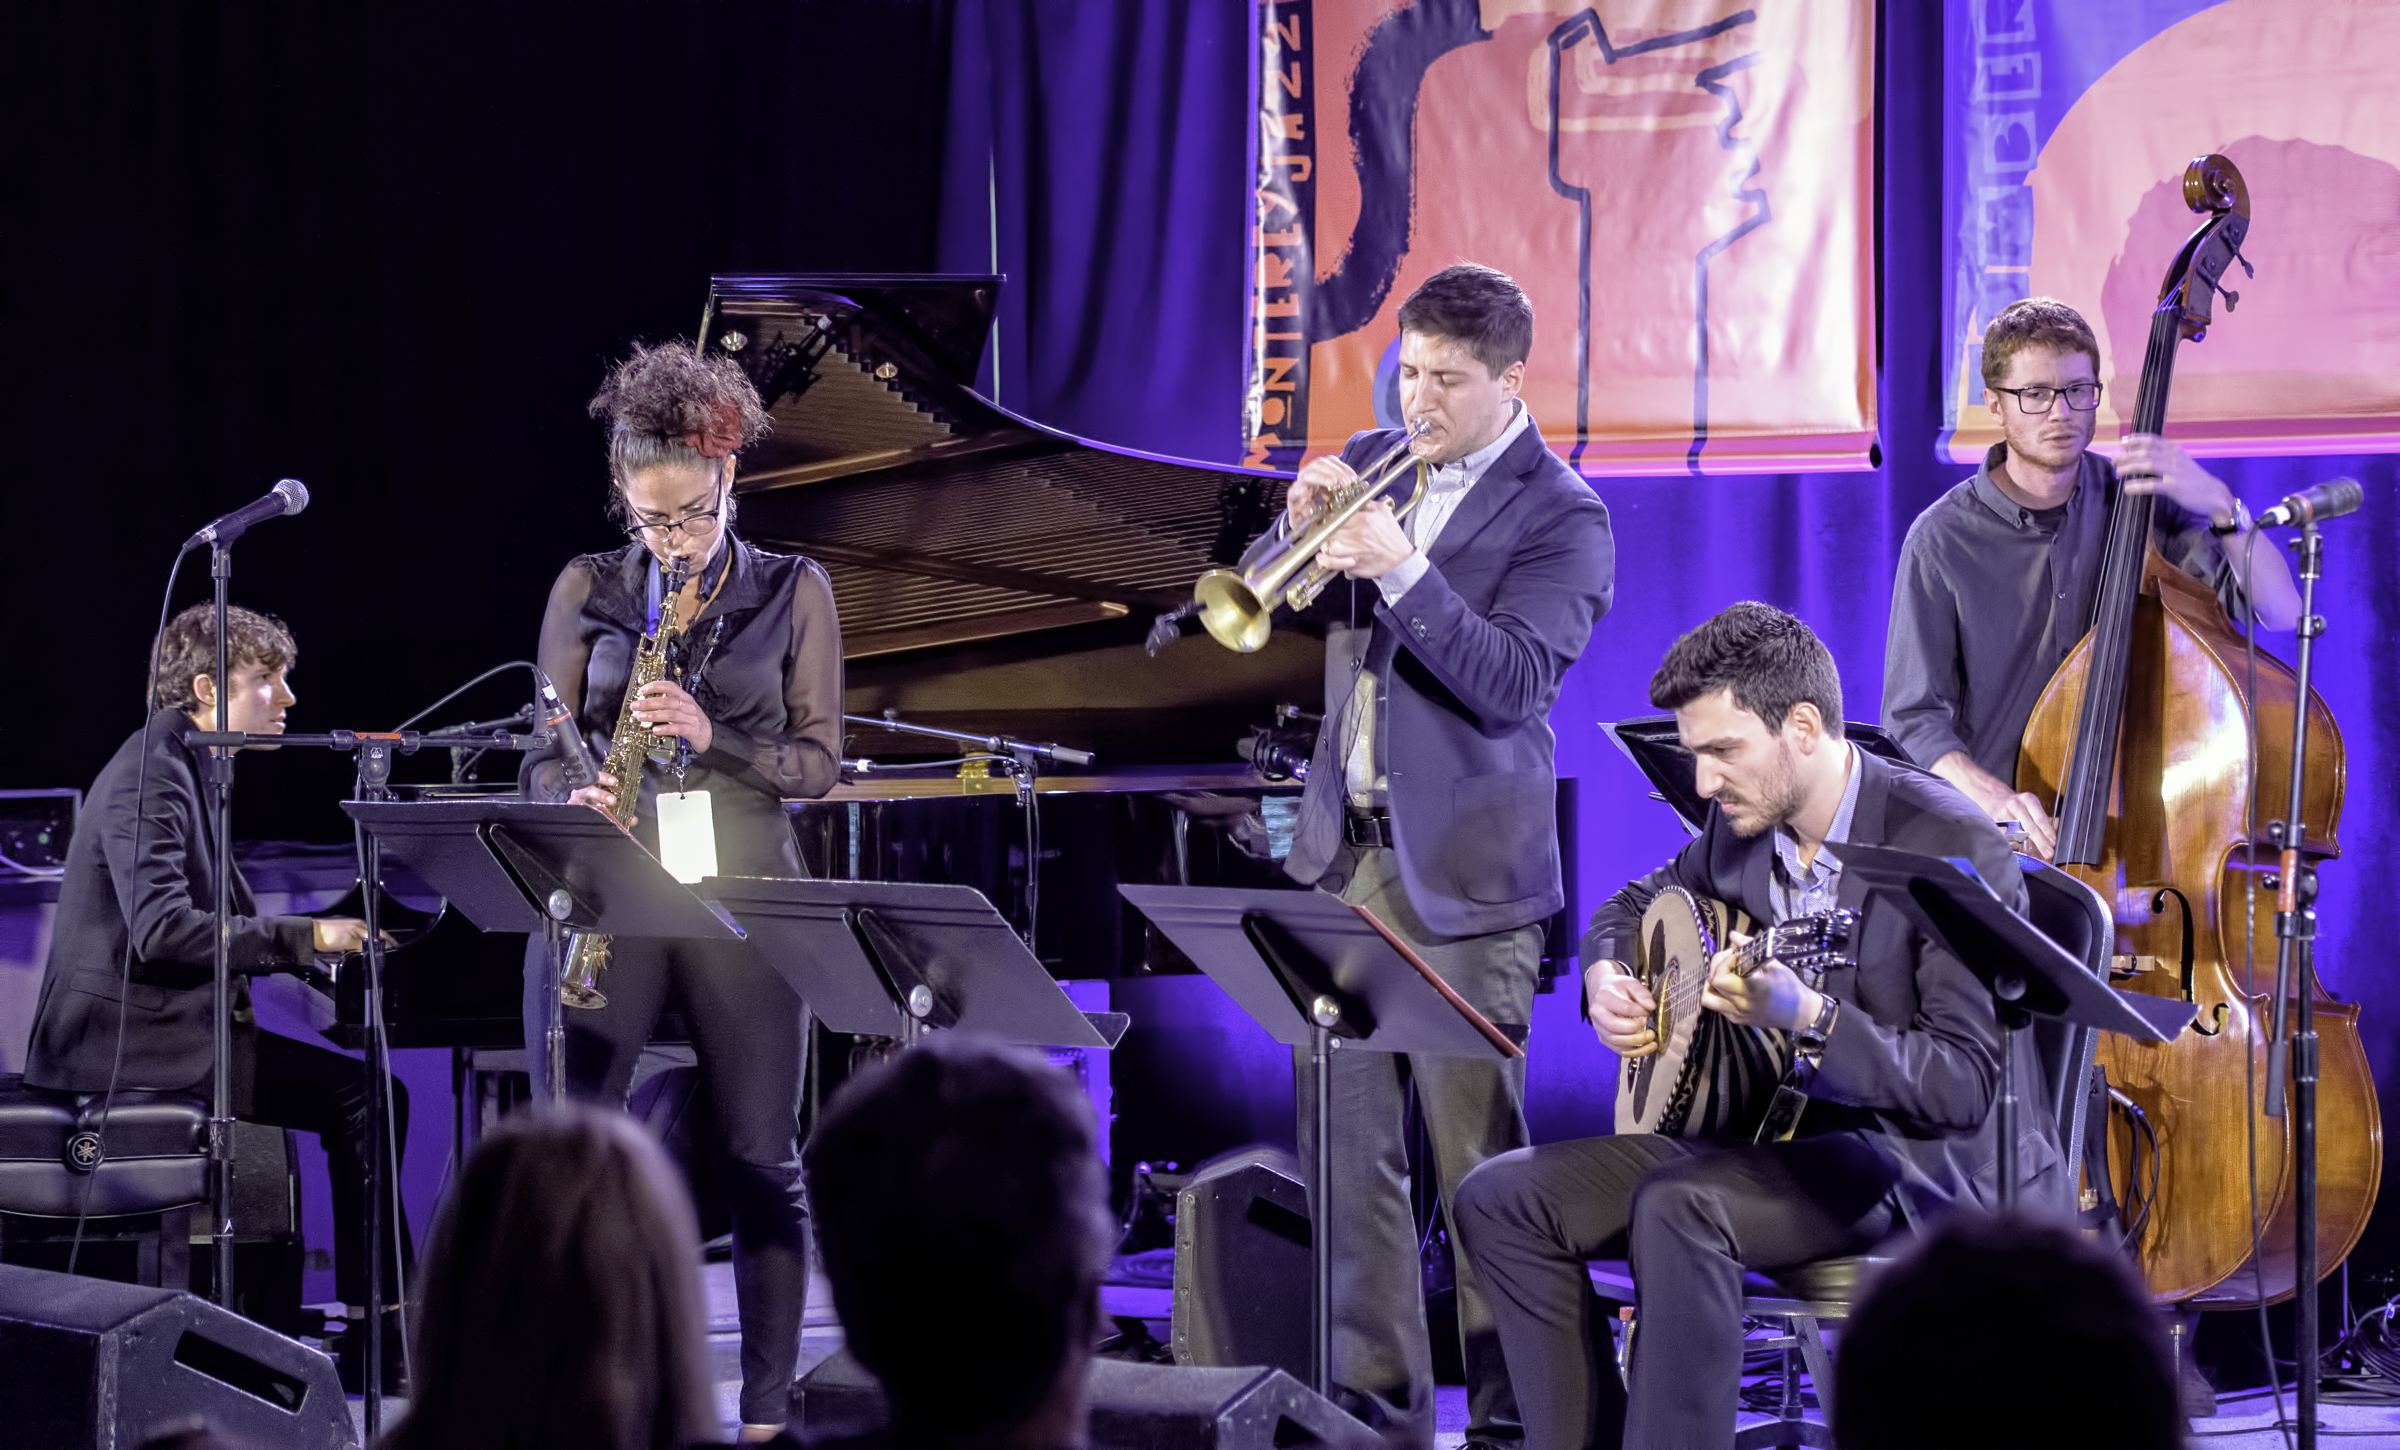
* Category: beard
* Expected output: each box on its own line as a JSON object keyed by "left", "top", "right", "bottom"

{"left": 1718, "top": 739, "right": 1808, "bottom": 839}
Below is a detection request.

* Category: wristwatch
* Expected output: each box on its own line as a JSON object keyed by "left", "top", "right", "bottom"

{"left": 1794, "top": 993, "right": 1841, "bottom": 1054}
{"left": 2209, "top": 498, "right": 2252, "bottom": 537}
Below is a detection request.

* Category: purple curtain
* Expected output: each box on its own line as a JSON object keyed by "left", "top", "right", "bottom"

{"left": 940, "top": 0, "right": 1253, "bottom": 463}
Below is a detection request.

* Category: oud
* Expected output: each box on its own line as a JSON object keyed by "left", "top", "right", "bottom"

{"left": 1615, "top": 888, "right": 1856, "bottom": 1142}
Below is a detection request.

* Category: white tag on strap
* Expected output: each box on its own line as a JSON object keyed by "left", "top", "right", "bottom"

{"left": 656, "top": 790, "right": 718, "bottom": 884}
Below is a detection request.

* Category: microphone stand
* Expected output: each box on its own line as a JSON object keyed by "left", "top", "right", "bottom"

{"left": 840, "top": 711, "right": 1093, "bottom": 953}
{"left": 193, "top": 721, "right": 550, "bottom": 1433}
{"left": 2262, "top": 517, "right": 2328, "bottom": 1449}
{"left": 206, "top": 545, "right": 237, "bottom": 1314}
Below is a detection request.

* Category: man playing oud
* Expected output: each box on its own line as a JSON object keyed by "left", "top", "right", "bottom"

{"left": 1882, "top": 297, "right": 2300, "bottom": 854}
{"left": 1454, "top": 604, "right": 2040, "bottom": 1449}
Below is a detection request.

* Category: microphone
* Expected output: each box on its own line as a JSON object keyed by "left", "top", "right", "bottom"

{"left": 184, "top": 478, "right": 310, "bottom": 549}
{"left": 534, "top": 669, "right": 598, "bottom": 790}
{"left": 2256, "top": 478, "right": 2364, "bottom": 529}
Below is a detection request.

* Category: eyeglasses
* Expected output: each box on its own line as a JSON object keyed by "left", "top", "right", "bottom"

{"left": 625, "top": 488, "right": 726, "bottom": 543}
{"left": 1992, "top": 381, "right": 2104, "bottom": 414}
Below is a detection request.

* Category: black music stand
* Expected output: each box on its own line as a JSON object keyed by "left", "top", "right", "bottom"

{"left": 1836, "top": 844, "right": 2194, "bottom": 1206}
{"left": 338, "top": 798, "right": 739, "bottom": 1429}
{"left": 342, "top": 800, "right": 745, "bottom": 1098}
{"left": 702, "top": 877, "right": 1120, "bottom": 1049}
{"left": 1118, "top": 885, "right": 1523, "bottom": 1401}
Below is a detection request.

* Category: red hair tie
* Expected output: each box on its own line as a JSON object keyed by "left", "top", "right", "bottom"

{"left": 685, "top": 400, "right": 744, "bottom": 459}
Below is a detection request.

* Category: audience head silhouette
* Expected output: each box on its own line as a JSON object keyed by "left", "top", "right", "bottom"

{"left": 378, "top": 1104, "right": 716, "bottom": 1450}
{"left": 1835, "top": 1212, "right": 2180, "bottom": 1450}
{"left": 806, "top": 1035, "right": 1112, "bottom": 1449}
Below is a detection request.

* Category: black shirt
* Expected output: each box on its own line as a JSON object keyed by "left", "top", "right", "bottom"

{"left": 1881, "top": 443, "right": 2249, "bottom": 784}
{"left": 523, "top": 535, "right": 844, "bottom": 877}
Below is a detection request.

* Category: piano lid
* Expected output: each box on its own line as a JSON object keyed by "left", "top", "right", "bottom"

{"left": 701, "top": 274, "right": 1291, "bottom": 661}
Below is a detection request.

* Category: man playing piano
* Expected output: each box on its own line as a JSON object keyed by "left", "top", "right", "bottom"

{"left": 25, "top": 603, "right": 406, "bottom": 1389}
{"left": 1246, "top": 263, "right": 1614, "bottom": 1447}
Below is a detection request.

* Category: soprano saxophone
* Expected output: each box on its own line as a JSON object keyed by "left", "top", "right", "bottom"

{"left": 560, "top": 556, "right": 691, "bottom": 1010}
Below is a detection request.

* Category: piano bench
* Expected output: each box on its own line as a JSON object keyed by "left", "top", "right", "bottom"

{"left": 0, "top": 1074, "right": 209, "bottom": 1289}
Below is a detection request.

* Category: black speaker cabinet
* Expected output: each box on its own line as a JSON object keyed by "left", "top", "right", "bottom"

{"left": 187, "top": 1121, "right": 306, "bottom": 1337}
{"left": 0, "top": 1261, "right": 352, "bottom": 1449}
{"left": 792, "top": 1350, "right": 1375, "bottom": 1450}
{"left": 1172, "top": 1149, "right": 1310, "bottom": 1383}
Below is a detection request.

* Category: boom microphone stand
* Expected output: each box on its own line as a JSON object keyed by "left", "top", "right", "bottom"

{"left": 840, "top": 710, "right": 1093, "bottom": 950}
{"left": 206, "top": 543, "right": 237, "bottom": 1310}
{"left": 2263, "top": 516, "right": 2329, "bottom": 1450}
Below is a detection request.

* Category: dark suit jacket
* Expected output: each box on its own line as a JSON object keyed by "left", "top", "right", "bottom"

{"left": 1583, "top": 748, "right": 2060, "bottom": 1221}
{"left": 1257, "top": 424, "right": 1614, "bottom": 938}
{"left": 25, "top": 711, "right": 315, "bottom": 1093}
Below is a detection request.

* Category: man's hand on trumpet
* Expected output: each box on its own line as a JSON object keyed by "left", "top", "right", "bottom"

{"left": 1315, "top": 499, "right": 1415, "bottom": 580}
{"left": 1285, "top": 454, "right": 1357, "bottom": 529}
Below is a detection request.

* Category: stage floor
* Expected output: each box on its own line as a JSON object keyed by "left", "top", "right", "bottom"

{"left": 674, "top": 1266, "right": 2400, "bottom": 1448}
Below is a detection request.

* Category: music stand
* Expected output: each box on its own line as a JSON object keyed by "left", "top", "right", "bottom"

{"left": 1836, "top": 844, "right": 2193, "bottom": 1206}
{"left": 1118, "top": 885, "right": 1523, "bottom": 1401}
{"left": 702, "top": 877, "right": 1120, "bottom": 1049}
{"left": 343, "top": 800, "right": 745, "bottom": 1097}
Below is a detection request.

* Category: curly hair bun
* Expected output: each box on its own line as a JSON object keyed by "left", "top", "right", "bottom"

{"left": 589, "top": 341, "right": 770, "bottom": 477}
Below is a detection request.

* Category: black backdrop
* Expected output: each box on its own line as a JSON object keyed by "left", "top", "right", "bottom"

{"left": 1, "top": 2, "right": 959, "bottom": 836}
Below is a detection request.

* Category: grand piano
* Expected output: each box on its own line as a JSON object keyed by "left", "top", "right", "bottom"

{"left": 702, "top": 273, "right": 1339, "bottom": 977}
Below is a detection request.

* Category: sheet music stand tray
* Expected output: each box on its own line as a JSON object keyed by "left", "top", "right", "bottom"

{"left": 702, "top": 877, "right": 1120, "bottom": 1050}
{"left": 342, "top": 799, "right": 745, "bottom": 1099}
{"left": 1119, "top": 884, "right": 1523, "bottom": 1400}
{"left": 1837, "top": 843, "right": 2193, "bottom": 1206}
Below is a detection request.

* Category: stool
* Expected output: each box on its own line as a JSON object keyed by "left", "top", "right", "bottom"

{"left": 0, "top": 1073, "right": 210, "bottom": 1288}
{"left": 1592, "top": 1254, "right": 1887, "bottom": 1449}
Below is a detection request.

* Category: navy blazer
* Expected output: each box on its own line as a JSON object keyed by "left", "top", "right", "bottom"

{"left": 26, "top": 712, "right": 315, "bottom": 1093}
{"left": 1259, "top": 423, "right": 1614, "bottom": 939}
{"left": 1583, "top": 749, "right": 2061, "bottom": 1221}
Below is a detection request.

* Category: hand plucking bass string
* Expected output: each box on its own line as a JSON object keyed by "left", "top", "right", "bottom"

{"left": 564, "top": 457, "right": 727, "bottom": 824}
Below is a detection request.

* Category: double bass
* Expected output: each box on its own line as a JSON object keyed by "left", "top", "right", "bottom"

{"left": 2017, "top": 154, "right": 2380, "bottom": 1309}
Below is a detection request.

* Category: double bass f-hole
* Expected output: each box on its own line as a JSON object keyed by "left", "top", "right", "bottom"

{"left": 2149, "top": 886, "right": 2226, "bottom": 1036}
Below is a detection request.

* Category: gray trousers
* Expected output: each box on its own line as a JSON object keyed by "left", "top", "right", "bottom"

{"left": 1296, "top": 844, "right": 1538, "bottom": 1448}
{"left": 1453, "top": 1132, "right": 1901, "bottom": 1449}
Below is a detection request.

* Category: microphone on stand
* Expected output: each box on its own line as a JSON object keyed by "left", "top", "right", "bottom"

{"left": 183, "top": 478, "right": 310, "bottom": 550}
{"left": 534, "top": 669, "right": 599, "bottom": 790}
{"left": 2256, "top": 478, "right": 2364, "bottom": 529}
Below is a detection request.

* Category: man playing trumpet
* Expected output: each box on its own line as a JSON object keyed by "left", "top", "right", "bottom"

{"left": 1241, "top": 264, "right": 1614, "bottom": 1448}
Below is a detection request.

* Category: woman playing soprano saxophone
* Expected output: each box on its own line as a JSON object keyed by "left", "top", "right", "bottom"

{"left": 522, "top": 342, "right": 842, "bottom": 1440}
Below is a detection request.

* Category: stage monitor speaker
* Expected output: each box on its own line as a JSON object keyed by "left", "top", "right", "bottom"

{"left": 1171, "top": 1148, "right": 1309, "bottom": 1383}
{"left": 792, "top": 1350, "right": 1375, "bottom": 1450}
{"left": 0, "top": 1261, "right": 353, "bottom": 1449}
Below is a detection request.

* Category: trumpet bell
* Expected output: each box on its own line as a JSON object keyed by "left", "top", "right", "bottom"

{"left": 1194, "top": 568, "right": 1271, "bottom": 653}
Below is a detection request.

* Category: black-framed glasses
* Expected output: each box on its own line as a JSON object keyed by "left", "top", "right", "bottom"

{"left": 624, "top": 487, "right": 727, "bottom": 543}
{"left": 1992, "top": 381, "right": 2103, "bottom": 414}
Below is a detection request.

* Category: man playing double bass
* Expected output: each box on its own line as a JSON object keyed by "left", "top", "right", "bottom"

{"left": 1881, "top": 297, "right": 2301, "bottom": 854}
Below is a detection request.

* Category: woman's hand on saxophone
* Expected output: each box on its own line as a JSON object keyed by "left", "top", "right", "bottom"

{"left": 567, "top": 770, "right": 623, "bottom": 818}
{"left": 634, "top": 679, "right": 714, "bottom": 755}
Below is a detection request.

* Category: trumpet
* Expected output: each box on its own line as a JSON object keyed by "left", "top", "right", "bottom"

{"left": 1191, "top": 420, "right": 1430, "bottom": 653}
